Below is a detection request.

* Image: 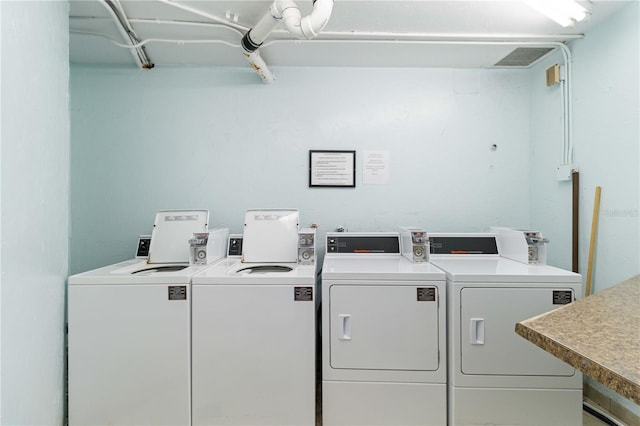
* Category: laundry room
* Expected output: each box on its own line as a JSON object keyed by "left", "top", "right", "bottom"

{"left": 1, "top": 1, "right": 638, "bottom": 425}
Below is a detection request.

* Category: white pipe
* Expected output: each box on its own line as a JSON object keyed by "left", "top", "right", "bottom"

{"left": 245, "top": 3, "right": 282, "bottom": 47}
{"left": 97, "top": 0, "right": 146, "bottom": 68}
{"left": 241, "top": 0, "right": 334, "bottom": 82}
{"left": 313, "top": 31, "right": 583, "bottom": 41}
{"left": 277, "top": 0, "right": 334, "bottom": 39}
{"left": 71, "top": 17, "right": 584, "bottom": 42}
{"left": 127, "top": 19, "right": 245, "bottom": 38}
{"left": 111, "top": 0, "right": 153, "bottom": 68}
{"left": 243, "top": 50, "right": 276, "bottom": 83}
{"left": 156, "top": 0, "right": 248, "bottom": 32}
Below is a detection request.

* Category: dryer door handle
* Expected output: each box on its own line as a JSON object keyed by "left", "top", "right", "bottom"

{"left": 339, "top": 314, "right": 351, "bottom": 340}
{"left": 470, "top": 318, "right": 485, "bottom": 345}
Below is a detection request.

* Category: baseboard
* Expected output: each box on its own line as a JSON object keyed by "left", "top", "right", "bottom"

{"left": 584, "top": 383, "right": 639, "bottom": 426}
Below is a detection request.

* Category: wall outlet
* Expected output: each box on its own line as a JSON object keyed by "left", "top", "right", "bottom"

{"left": 557, "top": 164, "right": 572, "bottom": 181}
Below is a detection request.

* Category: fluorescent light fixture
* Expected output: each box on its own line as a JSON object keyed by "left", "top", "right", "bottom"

{"left": 523, "top": 0, "right": 591, "bottom": 27}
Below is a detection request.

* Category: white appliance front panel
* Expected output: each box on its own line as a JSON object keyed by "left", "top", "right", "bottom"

{"left": 323, "top": 381, "right": 446, "bottom": 426}
{"left": 329, "top": 285, "right": 440, "bottom": 371}
{"left": 192, "top": 284, "right": 315, "bottom": 425}
{"left": 68, "top": 284, "right": 190, "bottom": 426}
{"left": 460, "top": 287, "right": 576, "bottom": 377}
{"left": 449, "top": 387, "right": 583, "bottom": 426}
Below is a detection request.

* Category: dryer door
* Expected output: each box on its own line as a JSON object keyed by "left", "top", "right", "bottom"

{"left": 460, "top": 286, "right": 576, "bottom": 376}
{"left": 330, "top": 284, "right": 440, "bottom": 371}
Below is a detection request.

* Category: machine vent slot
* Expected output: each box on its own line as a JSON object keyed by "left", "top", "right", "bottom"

{"left": 494, "top": 47, "right": 554, "bottom": 67}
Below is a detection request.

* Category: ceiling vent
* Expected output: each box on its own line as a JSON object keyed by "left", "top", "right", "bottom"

{"left": 494, "top": 47, "right": 554, "bottom": 67}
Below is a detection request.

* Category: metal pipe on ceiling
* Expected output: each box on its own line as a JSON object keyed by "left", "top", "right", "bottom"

{"left": 98, "top": 0, "right": 154, "bottom": 69}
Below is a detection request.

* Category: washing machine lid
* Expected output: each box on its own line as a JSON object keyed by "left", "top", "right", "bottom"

{"left": 241, "top": 209, "right": 299, "bottom": 263}
{"left": 148, "top": 210, "right": 209, "bottom": 264}
{"left": 429, "top": 257, "right": 581, "bottom": 283}
{"left": 68, "top": 259, "right": 214, "bottom": 285}
{"left": 322, "top": 256, "right": 445, "bottom": 281}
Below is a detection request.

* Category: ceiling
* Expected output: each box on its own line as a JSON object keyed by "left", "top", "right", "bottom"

{"left": 69, "top": 0, "right": 631, "bottom": 72}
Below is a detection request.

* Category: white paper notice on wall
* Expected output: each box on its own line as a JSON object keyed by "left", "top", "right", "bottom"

{"left": 363, "top": 151, "right": 390, "bottom": 185}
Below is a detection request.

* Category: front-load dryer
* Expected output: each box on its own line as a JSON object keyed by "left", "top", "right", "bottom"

{"left": 321, "top": 232, "right": 447, "bottom": 426}
{"left": 190, "top": 209, "right": 317, "bottom": 425}
{"left": 429, "top": 233, "right": 583, "bottom": 426}
{"left": 68, "top": 210, "right": 228, "bottom": 426}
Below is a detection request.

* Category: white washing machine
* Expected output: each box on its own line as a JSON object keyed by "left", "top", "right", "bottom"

{"left": 68, "top": 210, "right": 228, "bottom": 426}
{"left": 321, "top": 232, "right": 447, "bottom": 426}
{"left": 428, "top": 233, "right": 583, "bottom": 426}
{"left": 191, "top": 209, "right": 317, "bottom": 426}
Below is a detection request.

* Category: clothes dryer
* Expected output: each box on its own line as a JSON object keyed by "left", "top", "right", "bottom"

{"left": 68, "top": 210, "right": 227, "bottom": 426}
{"left": 322, "top": 232, "right": 447, "bottom": 426}
{"left": 429, "top": 233, "right": 583, "bottom": 426}
{"left": 191, "top": 209, "right": 317, "bottom": 426}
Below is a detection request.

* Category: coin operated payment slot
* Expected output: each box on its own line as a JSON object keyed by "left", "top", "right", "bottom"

{"left": 490, "top": 227, "right": 549, "bottom": 265}
{"left": 189, "top": 233, "right": 211, "bottom": 265}
{"left": 298, "top": 228, "right": 316, "bottom": 265}
{"left": 189, "top": 228, "right": 230, "bottom": 265}
{"left": 400, "top": 227, "right": 429, "bottom": 262}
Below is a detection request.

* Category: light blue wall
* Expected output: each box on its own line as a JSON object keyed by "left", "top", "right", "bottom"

{"left": 70, "top": 66, "right": 531, "bottom": 273}
{"left": 0, "top": 1, "right": 69, "bottom": 424}
{"left": 530, "top": 1, "right": 639, "bottom": 288}
{"left": 530, "top": 1, "right": 639, "bottom": 416}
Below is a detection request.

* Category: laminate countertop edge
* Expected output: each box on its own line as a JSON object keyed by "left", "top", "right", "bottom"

{"left": 515, "top": 275, "right": 640, "bottom": 405}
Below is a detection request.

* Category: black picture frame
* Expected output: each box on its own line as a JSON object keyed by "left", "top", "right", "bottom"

{"left": 309, "top": 150, "right": 356, "bottom": 188}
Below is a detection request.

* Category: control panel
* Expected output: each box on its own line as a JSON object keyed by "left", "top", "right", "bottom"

{"left": 136, "top": 235, "right": 151, "bottom": 258}
{"left": 228, "top": 234, "right": 243, "bottom": 257}
{"left": 326, "top": 233, "right": 400, "bottom": 254}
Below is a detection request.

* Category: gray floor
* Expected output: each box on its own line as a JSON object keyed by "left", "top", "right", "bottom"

{"left": 582, "top": 411, "right": 620, "bottom": 426}
{"left": 584, "top": 410, "right": 617, "bottom": 426}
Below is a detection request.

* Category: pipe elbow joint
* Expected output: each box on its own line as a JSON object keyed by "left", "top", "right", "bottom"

{"left": 277, "top": 0, "right": 333, "bottom": 40}
{"left": 300, "top": 15, "right": 321, "bottom": 39}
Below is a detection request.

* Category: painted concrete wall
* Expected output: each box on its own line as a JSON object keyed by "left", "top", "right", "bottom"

{"left": 70, "top": 66, "right": 531, "bottom": 273}
{"left": 0, "top": 2, "right": 69, "bottom": 424}
{"left": 530, "top": 1, "right": 639, "bottom": 416}
{"left": 530, "top": 1, "right": 639, "bottom": 289}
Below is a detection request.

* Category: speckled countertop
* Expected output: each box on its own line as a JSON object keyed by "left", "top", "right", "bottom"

{"left": 516, "top": 274, "right": 640, "bottom": 405}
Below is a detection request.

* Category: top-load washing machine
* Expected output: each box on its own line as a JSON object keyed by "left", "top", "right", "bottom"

{"left": 428, "top": 232, "right": 583, "bottom": 426}
{"left": 190, "top": 209, "right": 317, "bottom": 426}
{"left": 321, "top": 231, "right": 447, "bottom": 426}
{"left": 68, "top": 210, "right": 228, "bottom": 426}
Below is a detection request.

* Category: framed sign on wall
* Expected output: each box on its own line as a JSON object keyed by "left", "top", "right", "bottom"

{"left": 309, "top": 150, "right": 356, "bottom": 188}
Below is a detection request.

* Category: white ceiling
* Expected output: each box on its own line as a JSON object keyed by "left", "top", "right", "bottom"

{"left": 69, "top": 0, "right": 631, "bottom": 71}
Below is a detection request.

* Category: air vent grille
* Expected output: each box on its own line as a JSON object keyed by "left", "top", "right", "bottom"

{"left": 494, "top": 47, "right": 554, "bottom": 67}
